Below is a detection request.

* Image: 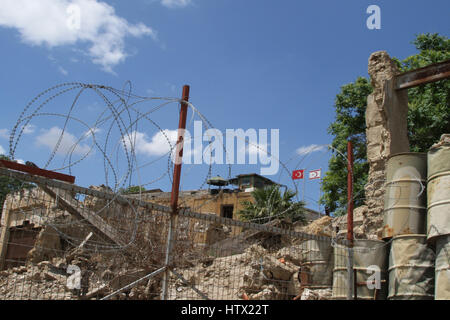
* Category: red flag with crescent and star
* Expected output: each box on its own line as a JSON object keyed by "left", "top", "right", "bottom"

{"left": 292, "top": 169, "right": 304, "bottom": 180}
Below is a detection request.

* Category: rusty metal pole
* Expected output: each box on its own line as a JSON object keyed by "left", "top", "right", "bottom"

{"left": 347, "top": 140, "right": 354, "bottom": 245}
{"left": 346, "top": 140, "right": 355, "bottom": 300}
{"left": 170, "top": 85, "right": 190, "bottom": 213}
{"left": 161, "top": 85, "right": 190, "bottom": 300}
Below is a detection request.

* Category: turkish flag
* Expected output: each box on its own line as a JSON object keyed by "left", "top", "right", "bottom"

{"left": 292, "top": 169, "right": 304, "bottom": 180}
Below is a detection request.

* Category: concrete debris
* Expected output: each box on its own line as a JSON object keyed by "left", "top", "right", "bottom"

{"left": 300, "top": 216, "right": 333, "bottom": 237}
{"left": 166, "top": 243, "right": 331, "bottom": 300}
{"left": 84, "top": 185, "right": 114, "bottom": 213}
{"left": 300, "top": 288, "right": 332, "bottom": 300}
{"left": 332, "top": 206, "right": 368, "bottom": 239}
{"left": 27, "top": 226, "right": 61, "bottom": 263}
{"left": 0, "top": 186, "right": 341, "bottom": 301}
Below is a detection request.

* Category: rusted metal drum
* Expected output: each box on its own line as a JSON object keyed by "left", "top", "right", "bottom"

{"left": 435, "top": 235, "right": 450, "bottom": 300}
{"left": 388, "top": 234, "right": 435, "bottom": 300}
{"left": 299, "top": 239, "right": 333, "bottom": 289}
{"left": 382, "top": 153, "right": 427, "bottom": 239}
{"left": 332, "top": 239, "right": 388, "bottom": 300}
{"left": 427, "top": 136, "right": 450, "bottom": 241}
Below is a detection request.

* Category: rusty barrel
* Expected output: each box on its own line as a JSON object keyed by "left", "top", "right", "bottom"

{"left": 382, "top": 153, "right": 427, "bottom": 239}
{"left": 435, "top": 235, "right": 450, "bottom": 300}
{"left": 298, "top": 239, "right": 333, "bottom": 289}
{"left": 427, "top": 136, "right": 450, "bottom": 241}
{"left": 332, "top": 239, "right": 388, "bottom": 300}
{"left": 388, "top": 234, "right": 435, "bottom": 300}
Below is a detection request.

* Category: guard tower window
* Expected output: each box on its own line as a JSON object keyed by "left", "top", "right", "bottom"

{"left": 221, "top": 205, "right": 234, "bottom": 219}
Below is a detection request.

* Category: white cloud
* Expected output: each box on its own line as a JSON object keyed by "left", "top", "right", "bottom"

{"left": 22, "top": 124, "right": 36, "bottom": 134}
{"left": 83, "top": 127, "right": 101, "bottom": 138}
{"left": 0, "top": 145, "right": 5, "bottom": 155}
{"left": 35, "top": 126, "right": 91, "bottom": 156}
{"left": 0, "top": 129, "right": 8, "bottom": 139}
{"left": 0, "top": 0, "right": 156, "bottom": 72}
{"left": 161, "top": 0, "right": 192, "bottom": 8}
{"left": 296, "top": 144, "right": 326, "bottom": 156}
{"left": 126, "top": 130, "right": 178, "bottom": 156}
{"left": 58, "top": 66, "right": 68, "bottom": 75}
{"left": 240, "top": 143, "right": 268, "bottom": 156}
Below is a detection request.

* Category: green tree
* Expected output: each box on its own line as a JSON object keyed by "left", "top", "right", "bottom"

{"left": 238, "top": 185, "right": 307, "bottom": 224}
{"left": 322, "top": 33, "right": 450, "bottom": 216}
{"left": 0, "top": 155, "right": 34, "bottom": 218}
{"left": 321, "top": 78, "right": 372, "bottom": 215}
{"left": 119, "top": 185, "right": 147, "bottom": 194}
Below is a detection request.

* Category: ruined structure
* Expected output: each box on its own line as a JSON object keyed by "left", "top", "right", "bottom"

{"left": 363, "top": 51, "right": 410, "bottom": 238}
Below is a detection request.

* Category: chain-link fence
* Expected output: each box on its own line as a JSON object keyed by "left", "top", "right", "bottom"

{"left": 0, "top": 167, "right": 361, "bottom": 300}
{"left": 3, "top": 163, "right": 445, "bottom": 301}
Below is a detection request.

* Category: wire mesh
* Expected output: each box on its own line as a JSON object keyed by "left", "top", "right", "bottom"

{"left": 0, "top": 169, "right": 353, "bottom": 300}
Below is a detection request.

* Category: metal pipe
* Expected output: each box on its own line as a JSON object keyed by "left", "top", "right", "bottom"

{"left": 347, "top": 140, "right": 354, "bottom": 244}
{"left": 170, "top": 85, "right": 190, "bottom": 213}
{"left": 162, "top": 85, "right": 190, "bottom": 300}
{"left": 101, "top": 266, "right": 166, "bottom": 300}
{"left": 347, "top": 140, "right": 354, "bottom": 300}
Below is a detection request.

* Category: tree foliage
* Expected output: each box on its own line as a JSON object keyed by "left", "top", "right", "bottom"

{"left": 322, "top": 33, "right": 450, "bottom": 216}
{"left": 238, "top": 185, "right": 307, "bottom": 224}
{"left": 0, "top": 155, "right": 34, "bottom": 217}
{"left": 119, "top": 185, "right": 147, "bottom": 194}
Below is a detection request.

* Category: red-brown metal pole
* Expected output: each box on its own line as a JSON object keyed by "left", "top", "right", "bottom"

{"left": 170, "top": 85, "right": 190, "bottom": 213}
{"left": 347, "top": 140, "right": 354, "bottom": 245}
{"left": 162, "top": 85, "right": 190, "bottom": 300}
{"left": 346, "top": 140, "right": 355, "bottom": 300}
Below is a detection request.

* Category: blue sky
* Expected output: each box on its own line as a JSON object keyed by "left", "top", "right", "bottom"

{"left": 0, "top": 0, "right": 448, "bottom": 212}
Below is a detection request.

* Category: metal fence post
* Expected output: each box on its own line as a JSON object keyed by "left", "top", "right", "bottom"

{"left": 161, "top": 85, "right": 190, "bottom": 300}
{"left": 346, "top": 140, "right": 354, "bottom": 300}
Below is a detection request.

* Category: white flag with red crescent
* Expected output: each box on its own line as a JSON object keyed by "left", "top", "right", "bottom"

{"left": 309, "top": 169, "right": 321, "bottom": 180}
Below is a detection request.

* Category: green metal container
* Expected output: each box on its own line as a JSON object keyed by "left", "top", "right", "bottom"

{"left": 388, "top": 234, "right": 435, "bottom": 300}
{"left": 427, "top": 138, "right": 450, "bottom": 241}
{"left": 435, "top": 235, "right": 450, "bottom": 300}
{"left": 299, "top": 239, "right": 333, "bottom": 289}
{"left": 382, "top": 153, "right": 427, "bottom": 239}
{"left": 332, "top": 239, "right": 388, "bottom": 300}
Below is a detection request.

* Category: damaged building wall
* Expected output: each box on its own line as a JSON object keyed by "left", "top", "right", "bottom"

{"left": 359, "top": 51, "right": 410, "bottom": 238}
{"left": 334, "top": 51, "right": 411, "bottom": 239}
{"left": 0, "top": 188, "right": 63, "bottom": 269}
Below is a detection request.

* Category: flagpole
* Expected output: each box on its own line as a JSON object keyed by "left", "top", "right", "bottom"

{"left": 302, "top": 170, "right": 306, "bottom": 203}
{"left": 318, "top": 167, "right": 322, "bottom": 218}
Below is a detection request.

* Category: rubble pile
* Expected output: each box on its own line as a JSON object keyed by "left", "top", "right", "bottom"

{"left": 167, "top": 240, "right": 335, "bottom": 301}
{"left": 300, "top": 216, "right": 333, "bottom": 237}
{"left": 1, "top": 185, "right": 340, "bottom": 300}
{"left": 0, "top": 245, "right": 164, "bottom": 300}
{"left": 168, "top": 244, "right": 303, "bottom": 300}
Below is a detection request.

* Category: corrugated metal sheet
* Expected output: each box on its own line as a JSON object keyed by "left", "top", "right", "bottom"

{"left": 435, "top": 235, "right": 450, "bottom": 300}
{"left": 333, "top": 240, "right": 388, "bottom": 300}
{"left": 427, "top": 141, "right": 450, "bottom": 240}
{"left": 388, "top": 234, "right": 435, "bottom": 300}
{"left": 299, "top": 240, "right": 333, "bottom": 288}
{"left": 383, "top": 153, "right": 427, "bottom": 239}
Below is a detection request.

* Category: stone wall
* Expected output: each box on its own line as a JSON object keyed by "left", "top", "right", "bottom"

{"left": 362, "top": 51, "right": 410, "bottom": 237}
